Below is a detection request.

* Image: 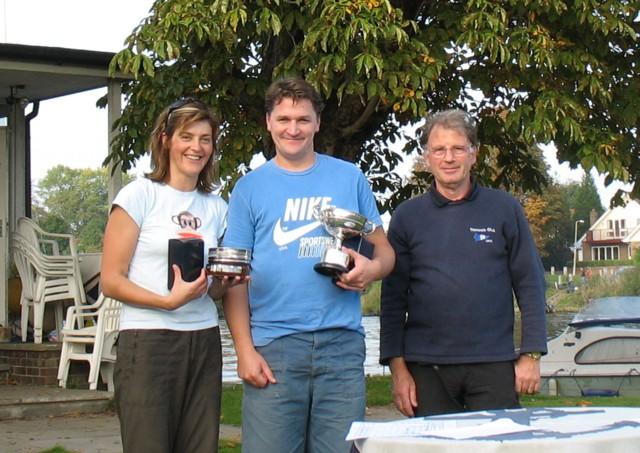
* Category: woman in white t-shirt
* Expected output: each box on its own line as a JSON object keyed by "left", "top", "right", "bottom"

{"left": 101, "top": 98, "right": 244, "bottom": 453}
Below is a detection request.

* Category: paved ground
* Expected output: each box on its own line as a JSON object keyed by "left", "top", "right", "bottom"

{"left": 2, "top": 412, "right": 125, "bottom": 453}
{"left": 1, "top": 405, "right": 403, "bottom": 453}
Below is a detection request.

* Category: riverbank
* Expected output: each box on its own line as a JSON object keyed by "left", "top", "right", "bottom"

{"left": 362, "top": 267, "right": 640, "bottom": 316}
{"left": 548, "top": 266, "right": 640, "bottom": 312}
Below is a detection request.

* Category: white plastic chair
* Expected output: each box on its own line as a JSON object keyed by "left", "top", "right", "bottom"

{"left": 57, "top": 293, "right": 121, "bottom": 391}
{"left": 11, "top": 232, "right": 87, "bottom": 343}
{"left": 16, "top": 217, "right": 86, "bottom": 304}
{"left": 11, "top": 240, "right": 44, "bottom": 342}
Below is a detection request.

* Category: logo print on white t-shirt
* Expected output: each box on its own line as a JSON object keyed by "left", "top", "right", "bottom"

{"left": 172, "top": 210, "right": 203, "bottom": 239}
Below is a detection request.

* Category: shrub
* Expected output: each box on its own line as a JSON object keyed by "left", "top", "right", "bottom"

{"left": 569, "top": 259, "right": 634, "bottom": 268}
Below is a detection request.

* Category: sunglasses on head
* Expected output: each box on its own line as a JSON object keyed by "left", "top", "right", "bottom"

{"left": 167, "top": 97, "right": 205, "bottom": 118}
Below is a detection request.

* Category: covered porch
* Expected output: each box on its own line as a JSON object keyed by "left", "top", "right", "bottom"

{"left": 0, "top": 43, "right": 128, "bottom": 379}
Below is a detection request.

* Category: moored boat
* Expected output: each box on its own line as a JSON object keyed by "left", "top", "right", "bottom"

{"left": 540, "top": 296, "right": 640, "bottom": 397}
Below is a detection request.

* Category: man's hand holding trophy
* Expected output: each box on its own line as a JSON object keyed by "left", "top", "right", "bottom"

{"left": 313, "top": 205, "right": 375, "bottom": 281}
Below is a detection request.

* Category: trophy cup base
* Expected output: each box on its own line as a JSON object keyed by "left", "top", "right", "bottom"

{"left": 314, "top": 262, "right": 348, "bottom": 277}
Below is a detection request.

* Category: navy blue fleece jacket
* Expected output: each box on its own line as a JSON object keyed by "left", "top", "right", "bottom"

{"left": 380, "top": 182, "right": 547, "bottom": 365}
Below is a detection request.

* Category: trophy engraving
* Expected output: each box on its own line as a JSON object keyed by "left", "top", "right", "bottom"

{"left": 313, "top": 205, "right": 375, "bottom": 277}
{"left": 206, "top": 247, "right": 251, "bottom": 277}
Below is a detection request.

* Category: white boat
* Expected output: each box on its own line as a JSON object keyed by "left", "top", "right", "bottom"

{"left": 540, "top": 296, "right": 640, "bottom": 397}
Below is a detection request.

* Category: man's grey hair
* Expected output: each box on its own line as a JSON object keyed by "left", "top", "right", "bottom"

{"left": 419, "top": 109, "right": 479, "bottom": 150}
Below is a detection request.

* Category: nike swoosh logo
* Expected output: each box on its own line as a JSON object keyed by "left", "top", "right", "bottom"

{"left": 273, "top": 219, "right": 322, "bottom": 246}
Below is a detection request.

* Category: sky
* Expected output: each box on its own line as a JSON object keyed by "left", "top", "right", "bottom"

{"left": 0, "top": 0, "right": 630, "bottom": 206}
{"left": 1, "top": 0, "right": 155, "bottom": 178}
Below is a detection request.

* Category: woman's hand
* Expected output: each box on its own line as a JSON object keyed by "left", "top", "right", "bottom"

{"left": 164, "top": 266, "right": 209, "bottom": 310}
{"left": 209, "top": 274, "right": 250, "bottom": 300}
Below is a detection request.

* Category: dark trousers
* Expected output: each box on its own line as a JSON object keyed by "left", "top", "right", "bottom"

{"left": 115, "top": 327, "right": 222, "bottom": 453}
{"left": 407, "top": 361, "right": 520, "bottom": 416}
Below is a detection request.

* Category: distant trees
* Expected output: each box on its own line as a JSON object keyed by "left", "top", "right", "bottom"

{"left": 33, "top": 166, "right": 134, "bottom": 253}
{"left": 522, "top": 173, "right": 603, "bottom": 269}
{"left": 565, "top": 173, "right": 604, "bottom": 238}
{"left": 522, "top": 184, "right": 573, "bottom": 269}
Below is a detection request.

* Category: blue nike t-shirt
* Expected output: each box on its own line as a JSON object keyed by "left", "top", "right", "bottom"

{"left": 223, "top": 153, "right": 382, "bottom": 346}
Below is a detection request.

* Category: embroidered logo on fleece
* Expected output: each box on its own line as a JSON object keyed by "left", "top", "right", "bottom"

{"left": 470, "top": 226, "right": 495, "bottom": 243}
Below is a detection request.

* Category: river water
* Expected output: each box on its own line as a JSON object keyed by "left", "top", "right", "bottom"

{"left": 221, "top": 312, "right": 574, "bottom": 383}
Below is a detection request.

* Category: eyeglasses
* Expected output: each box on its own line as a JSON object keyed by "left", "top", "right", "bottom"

{"left": 427, "top": 145, "right": 474, "bottom": 158}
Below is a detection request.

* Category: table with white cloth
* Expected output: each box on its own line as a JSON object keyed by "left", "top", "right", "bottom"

{"left": 351, "top": 407, "right": 640, "bottom": 453}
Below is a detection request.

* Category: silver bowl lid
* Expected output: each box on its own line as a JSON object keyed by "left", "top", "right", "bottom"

{"left": 208, "top": 247, "right": 251, "bottom": 261}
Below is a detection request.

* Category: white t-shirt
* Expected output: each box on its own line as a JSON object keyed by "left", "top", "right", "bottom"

{"left": 112, "top": 178, "right": 227, "bottom": 331}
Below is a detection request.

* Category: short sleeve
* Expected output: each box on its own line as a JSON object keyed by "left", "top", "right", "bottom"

{"left": 111, "top": 178, "right": 152, "bottom": 227}
{"left": 222, "top": 180, "right": 255, "bottom": 250}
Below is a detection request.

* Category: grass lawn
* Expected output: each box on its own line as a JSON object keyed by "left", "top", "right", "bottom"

{"left": 521, "top": 393, "right": 640, "bottom": 407}
{"left": 221, "top": 375, "right": 640, "bottom": 427}
{"left": 371, "top": 375, "right": 640, "bottom": 408}
{"left": 221, "top": 383, "right": 243, "bottom": 426}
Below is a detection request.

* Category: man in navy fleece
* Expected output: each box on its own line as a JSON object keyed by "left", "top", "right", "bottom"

{"left": 380, "top": 109, "right": 547, "bottom": 417}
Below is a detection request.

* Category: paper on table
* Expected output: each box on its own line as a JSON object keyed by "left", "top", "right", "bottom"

{"left": 346, "top": 419, "right": 460, "bottom": 441}
{"left": 437, "top": 419, "right": 536, "bottom": 440}
{"left": 346, "top": 417, "right": 534, "bottom": 441}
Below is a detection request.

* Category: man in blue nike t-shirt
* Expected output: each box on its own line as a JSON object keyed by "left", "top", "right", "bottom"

{"left": 223, "top": 78, "right": 395, "bottom": 453}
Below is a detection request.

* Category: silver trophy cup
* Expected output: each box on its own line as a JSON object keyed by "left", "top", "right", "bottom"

{"left": 313, "top": 205, "right": 375, "bottom": 277}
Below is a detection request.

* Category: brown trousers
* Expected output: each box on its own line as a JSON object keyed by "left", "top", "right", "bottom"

{"left": 115, "top": 327, "right": 222, "bottom": 453}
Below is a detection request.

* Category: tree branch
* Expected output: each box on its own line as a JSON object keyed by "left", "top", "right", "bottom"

{"left": 338, "top": 96, "right": 380, "bottom": 138}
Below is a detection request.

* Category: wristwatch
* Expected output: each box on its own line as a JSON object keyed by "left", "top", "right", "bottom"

{"left": 523, "top": 351, "right": 543, "bottom": 360}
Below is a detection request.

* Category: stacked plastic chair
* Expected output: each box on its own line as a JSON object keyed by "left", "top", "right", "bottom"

{"left": 11, "top": 217, "right": 86, "bottom": 343}
{"left": 57, "top": 293, "right": 121, "bottom": 391}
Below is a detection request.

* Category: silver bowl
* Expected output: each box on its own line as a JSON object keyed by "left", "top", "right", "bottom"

{"left": 206, "top": 247, "right": 251, "bottom": 277}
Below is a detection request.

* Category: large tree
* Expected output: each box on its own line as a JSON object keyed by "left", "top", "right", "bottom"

{"left": 33, "top": 166, "right": 133, "bottom": 253}
{"left": 106, "top": 0, "right": 640, "bottom": 209}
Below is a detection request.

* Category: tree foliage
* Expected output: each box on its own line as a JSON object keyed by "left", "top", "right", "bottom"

{"left": 520, "top": 174, "right": 604, "bottom": 269}
{"left": 564, "top": 172, "right": 604, "bottom": 237}
{"left": 522, "top": 184, "right": 573, "bottom": 269}
{"left": 33, "top": 166, "right": 133, "bottom": 253}
{"left": 522, "top": 193, "right": 553, "bottom": 257}
{"left": 107, "top": 0, "right": 640, "bottom": 209}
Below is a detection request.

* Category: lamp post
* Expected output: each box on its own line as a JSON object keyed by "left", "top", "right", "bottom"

{"left": 572, "top": 219, "right": 585, "bottom": 278}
